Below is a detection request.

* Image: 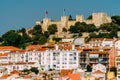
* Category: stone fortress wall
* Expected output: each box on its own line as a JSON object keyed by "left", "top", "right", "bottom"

{"left": 36, "top": 12, "right": 112, "bottom": 34}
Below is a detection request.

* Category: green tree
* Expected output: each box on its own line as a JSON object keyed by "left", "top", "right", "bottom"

{"left": 28, "top": 25, "right": 42, "bottom": 35}
{"left": 21, "top": 33, "right": 31, "bottom": 43}
{"left": 87, "top": 15, "right": 92, "bottom": 19}
{"left": 0, "top": 37, "right": 3, "bottom": 42}
{"left": 53, "top": 37, "right": 62, "bottom": 42}
{"left": 78, "top": 32, "right": 82, "bottom": 37}
{"left": 18, "top": 28, "right": 26, "bottom": 34}
{"left": 87, "top": 24, "right": 97, "bottom": 32}
{"left": 44, "top": 31, "right": 49, "bottom": 38}
{"left": 86, "top": 65, "right": 92, "bottom": 72}
{"left": 33, "top": 35, "right": 47, "bottom": 44}
{"left": 2, "top": 30, "right": 22, "bottom": 47}
{"left": 38, "top": 35, "right": 47, "bottom": 44}
{"left": 111, "top": 15, "right": 120, "bottom": 25}
{"left": 69, "top": 25, "right": 78, "bottom": 33}
{"left": 89, "top": 33, "right": 97, "bottom": 38}
{"left": 72, "top": 34, "right": 78, "bottom": 38}
{"left": 110, "top": 30, "right": 118, "bottom": 38}
{"left": 30, "top": 67, "right": 39, "bottom": 75}
{"left": 110, "top": 67, "right": 117, "bottom": 77}
{"left": 99, "top": 23, "right": 119, "bottom": 32}
{"left": 69, "top": 22, "right": 97, "bottom": 33}
{"left": 47, "top": 24, "right": 58, "bottom": 34}
{"left": 62, "top": 27, "right": 67, "bottom": 32}
{"left": 22, "top": 69, "right": 31, "bottom": 74}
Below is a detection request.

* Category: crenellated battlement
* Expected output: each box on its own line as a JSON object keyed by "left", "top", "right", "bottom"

{"left": 36, "top": 12, "right": 111, "bottom": 33}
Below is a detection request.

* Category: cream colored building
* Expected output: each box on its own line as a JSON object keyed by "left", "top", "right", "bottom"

{"left": 36, "top": 12, "right": 111, "bottom": 34}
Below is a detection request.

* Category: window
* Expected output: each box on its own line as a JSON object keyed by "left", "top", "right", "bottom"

{"left": 74, "top": 52, "right": 76, "bottom": 56}
{"left": 74, "top": 57, "right": 76, "bottom": 60}
{"left": 17, "top": 66, "right": 19, "bottom": 69}
{"left": 35, "top": 57, "right": 38, "bottom": 60}
{"left": 118, "top": 76, "right": 120, "bottom": 78}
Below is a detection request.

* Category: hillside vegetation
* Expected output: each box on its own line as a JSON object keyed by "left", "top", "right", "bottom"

{"left": 0, "top": 15, "right": 120, "bottom": 49}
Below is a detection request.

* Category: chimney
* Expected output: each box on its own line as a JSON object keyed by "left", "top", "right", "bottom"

{"left": 72, "top": 44, "right": 75, "bottom": 50}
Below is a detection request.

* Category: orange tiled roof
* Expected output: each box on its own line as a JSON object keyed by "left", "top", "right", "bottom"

{"left": 10, "top": 70, "right": 20, "bottom": 74}
{"left": 75, "top": 47, "right": 82, "bottom": 51}
{"left": 16, "top": 62, "right": 35, "bottom": 65}
{"left": 37, "top": 48, "right": 47, "bottom": 51}
{"left": 26, "top": 45, "right": 42, "bottom": 50}
{"left": 2, "top": 62, "right": 13, "bottom": 66}
{"left": 68, "top": 73, "right": 80, "bottom": 80}
{"left": 90, "top": 51, "right": 108, "bottom": 54}
{"left": 11, "top": 50, "right": 26, "bottom": 53}
{"left": 60, "top": 69, "right": 73, "bottom": 76}
{"left": 90, "top": 38, "right": 104, "bottom": 41}
{"left": 0, "top": 74, "right": 10, "bottom": 79}
{"left": 24, "top": 75, "right": 31, "bottom": 79}
{"left": 0, "top": 46, "right": 20, "bottom": 50}
{"left": 2, "top": 62, "right": 35, "bottom": 66}
{"left": 58, "top": 46, "right": 72, "bottom": 50}
{"left": 83, "top": 48, "right": 91, "bottom": 51}
{"left": 104, "top": 38, "right": 114, "bottom": 41}
{"left": 93, "top": 70, "right": 104, "bottom": 74}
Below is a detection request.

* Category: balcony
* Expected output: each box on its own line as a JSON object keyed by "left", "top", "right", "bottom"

{"left": 90, "top": 60, "right": 98, "bottom": 63}
{"left": 99, "top": 61, "right": 108, "bottom": 63}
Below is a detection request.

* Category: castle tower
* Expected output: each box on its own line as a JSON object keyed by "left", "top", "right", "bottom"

{"left": 92, "top": 12, "right": 111, "bottom": 27}
{"left": 43, "top": 18, "right": 51, "bottom": 31}
{"left": 76, "top": 15, "right": 84, "bottom": 22}
{"left": 61, "top": 16, "right": 68, "bottom": 30}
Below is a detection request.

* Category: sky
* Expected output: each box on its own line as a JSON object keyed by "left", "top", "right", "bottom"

{"left": 0, "top": 0, "right": 120, "bottom": 36}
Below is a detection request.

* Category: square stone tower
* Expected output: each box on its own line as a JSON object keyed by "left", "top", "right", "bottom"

{"left": 92, "top": 12, "right": 111, "bottom": 27}
{"left": 61, "top": 16, "right": 68, "bottom": 29}
{"left": 43, "top": 18, "right": 51, "bottom": 31}
{"left": 76, "top": 15, "right": 84, "bottom": 22}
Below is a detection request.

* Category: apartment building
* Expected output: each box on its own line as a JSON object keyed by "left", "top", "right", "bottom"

{"left": 40, "top": 44, "right": 82, "bottom": 70}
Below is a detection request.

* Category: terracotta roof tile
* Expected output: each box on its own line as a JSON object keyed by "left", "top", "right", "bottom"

{"left": 24, "top": 75, "right": 31, "bottom": 79}
{"left": 37, "top": 48, "right": 47, "bottom": 51}
{"left": 10, "top": 70, "right": 20, "bottom": 74}
{"left": 93, "top": 70, "right": 104, "bottom": 74}
{"left": 0, "top": 74, "right": 10, "bottom": 79}
{"left": 90, "top": 51, "right": 108, "bottom": 54}
{"left": 0, "top": 46, "right": 20, "bottom": 50}
{"left": 2, "top": 62, "right": 35, "bottom": 66}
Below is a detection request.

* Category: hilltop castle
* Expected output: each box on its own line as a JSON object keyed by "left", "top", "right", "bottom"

{"left": 36, "top": 12, "right": 111, "bottom": 34}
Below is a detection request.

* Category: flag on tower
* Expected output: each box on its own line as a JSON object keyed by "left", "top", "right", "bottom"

{"left": 64, "top": 8, "right": 65, "bottom": 12}
{"left": 45, "top": 10, "right": 48, "bottom": 18}
{"left": 46, "top": 11, "right": 48, "bottom": 15}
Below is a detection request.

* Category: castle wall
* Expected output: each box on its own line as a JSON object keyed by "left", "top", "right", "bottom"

{"left": 76, "top": 15, "right": 84, "bottom": 22}
{"left": 35, "top": 12, "right": 111, "bottom": 34}
{"left": 68, "top": 21, "right": 76, "bottom": 29}
{"left": 85, "top": 20, "right": 93, "bottom": 24}
{"left": 50, "top": 21, "right": 63, "bottom": 33}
